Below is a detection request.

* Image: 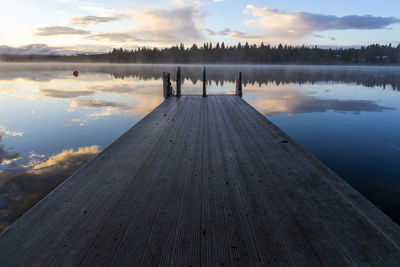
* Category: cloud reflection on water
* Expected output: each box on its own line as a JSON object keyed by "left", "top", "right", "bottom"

{"left": 40, "top": 88, "right": 95, "bottom": 98}
{"left": 0, "top": 145, "right": 100, "bottom": 232}
{"left": 245, "top": 84, "right": 395, "bottom": 115}
{"left": 0, "top": 126, "right": 23, "bottom": 166}
{"left": 0, "top": 68, "right": 165, "bottom": 232}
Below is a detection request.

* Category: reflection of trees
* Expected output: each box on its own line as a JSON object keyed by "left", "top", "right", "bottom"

{"left": 108, "top": 66, "right": 400, "bottom": 91}
{"left": 1, "top": 63, "right": 400, "bottom": 91}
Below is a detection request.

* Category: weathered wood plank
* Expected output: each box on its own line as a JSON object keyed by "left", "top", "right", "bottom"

{"left": 0, "top": 95, "right": 399, "bottom": 266}
{"left": 225, "top": 95, "right": 400, "bottom": 265}
{"left": 77, "top": 97, "right": 194, "bottom": 266}
{"left": 0, "top": 97, "right": 185, "bottom": 265}
{"left": 222, "top": 95, "right": 352, "bottom": 265}
{"left": 215, "top": 95, "right": 322, "bottom": 266}
{"left": 210, "top": 95, "right": 264, "bottom": 266}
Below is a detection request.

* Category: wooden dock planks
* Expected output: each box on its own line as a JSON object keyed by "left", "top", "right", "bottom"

{"left": 0, "top": 95, "right": 399, "bottom": 266}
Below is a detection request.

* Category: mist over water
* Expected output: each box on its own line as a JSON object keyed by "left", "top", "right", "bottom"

{"left": 0, "top": 63, "right": 399, "bottom": 232}
{"left": 2, "top": 63, "right": 400, "bottom": 90}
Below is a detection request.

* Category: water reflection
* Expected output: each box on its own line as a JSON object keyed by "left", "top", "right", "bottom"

{"left": 39, "top": 88, "right": 94, "bottom": 98}
{"left": 0, "top": 63, "right": 399, "bottom": 232}
{"left": 0, "top": 143, "right": 99, "bottom": 231}
{"left": 0, "top": 128, "right": 21, "bottom": 167}
{"left": 1, "top": 63, "right": 400, "bottom": 90}
{"left": 244, "top": 84, "right": 395, "bottom": 115}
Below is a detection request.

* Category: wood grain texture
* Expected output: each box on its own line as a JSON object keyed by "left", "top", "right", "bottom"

{"left": 0, "top": 95, "right": 399, "bottom": 266}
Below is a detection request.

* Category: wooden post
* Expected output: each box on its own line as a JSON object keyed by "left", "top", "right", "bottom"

{"left": 236, "top": 72, "right": 242, "bottom": 97}
{"left": 163, "top": 72, "right": 173, "bottom": 98}
{"left": 167, "top": 72, "right": 172, "bottom": 97}
{"left": 202, "top": 65, "right": 207, "bottom": 97}
{"left": 163, "top": 72, "right": 168, "bottom": 98}
{"left": 176, "top": 66, "right": 181, "bottom": 97}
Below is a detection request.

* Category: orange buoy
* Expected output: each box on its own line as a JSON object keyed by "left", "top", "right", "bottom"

{"left": 73, "top": 70, "right": 79, "bottom": 77}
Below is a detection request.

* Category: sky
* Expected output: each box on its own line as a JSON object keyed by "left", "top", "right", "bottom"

{"left": 0, "top": 0, "right": 400, "bottom": 54}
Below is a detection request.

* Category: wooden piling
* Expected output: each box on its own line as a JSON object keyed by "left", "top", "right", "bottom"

{"left": 163, "top": 72, "right": 172, "bottom": 98}
{"left": 202, "top": 65, "right": 207, "bottom": 97}
{"left": 236, "top": 72, "right": 242, "bottom": 97}
{"left": 163, "top": 72, "right": 168, "bottom": 98}
{"left": 176, "top": 66, "right": 181, "bottom": 97}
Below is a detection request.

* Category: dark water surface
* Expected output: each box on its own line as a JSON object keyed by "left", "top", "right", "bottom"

{"left": 0, "top": 63, "right": 399, "bottom": 231}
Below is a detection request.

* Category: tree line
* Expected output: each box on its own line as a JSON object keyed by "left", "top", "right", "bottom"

{"left": 1, "top": 43, "right": 400, "bottom": 65}
{"left": 107, "top": 43, "right": 400, "bottom": 65}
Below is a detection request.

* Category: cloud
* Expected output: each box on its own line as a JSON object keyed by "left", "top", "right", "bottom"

{"left": 35, "top": 26, "right": 90, "bottom": 36}
{"left": 0, "top": 128, "right": 22, "bottom": 165}
{"left": 286, "top": 98, "right": 394, "bottom": 114}
{"left": 91, "top": 84, "right": 140, "bottom": 94}
{"left": 36, "top": 3, "right": 207, "bottom": 45}
{"left": 0, "top": 125, "right": 23, "bottom": 138}
{"left": 32, "top": 146, "right": 100, "bottom": 170}
{"left": 67, "top": 83, "right": 162, "bottom": 125}
{"left": 126, "top": 4, "right": 206, "bottom": 43}
{"left": 0, "top": 145, "right": 21, "bottom": 165}
{"left": 39, "top": 88, "right": 94, "bottom": 98}
{"left": 227, "top": 31, "right": 261, "bottom": 39}
{"left": 244, "top": 5, "right": 400, "bottom": 41}
{"left": 70, "top": 99, "right": 131, "bottom": 110}
{"left": 60, "top": 1, "right": 205, "bottom": 44}
{"left": 57, "top": 0, "right": 114, "bottom": 16}
{"left": 87, "top": 111, "right": 113, "bottom": 118}
{"left": 312, "top": 34, "right": 324, "bottom": 38}
{"left": 86, "top": 32, "right": 142, "bottom": 43}
{"left": 246, "top": 84, "right": 395, "bottom": 115}
{"left": 0, "top": 88, "right": 15, "bottom": 94}
{"left": 205, "top": 28, "right": 231, "bottom": 36}
{"left": 0, "top": 44, "right": 110, "bottom": 55}
{"left": 0, "top": 44, "right": 73, "bottom": 56}
{"left": 0, "top": 145, "right": 100, "bottom": 232}
{"left": 172, "top": 0, "right": 204, "bottom": 7}
{"left": 205, "top": 28, "right": 260, "bottom": 39}
{"left": 69, "top": 15, "right": 121, "bottom": 25}
{"left": 37, "top": 84, "right": 141, "bottom": 100}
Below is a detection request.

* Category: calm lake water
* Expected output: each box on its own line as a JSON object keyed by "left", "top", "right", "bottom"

{"left": 0, "top": 63, "right": 399, "bottom": 232}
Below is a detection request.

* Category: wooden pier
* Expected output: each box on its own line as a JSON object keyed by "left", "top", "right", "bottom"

{"left": 0, "top": 70, "right": 399, "bottom": 265}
